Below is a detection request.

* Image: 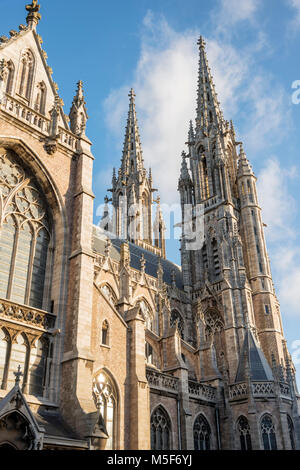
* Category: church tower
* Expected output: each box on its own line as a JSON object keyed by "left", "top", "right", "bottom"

{"left": 180, "top": 36, "right": 295, "bottom": 391}
{"left": 108, "top": 89, "right": 166, "bottom": 257}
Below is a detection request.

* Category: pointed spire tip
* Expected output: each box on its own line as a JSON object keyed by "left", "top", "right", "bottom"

{"left": 197, "top": 35, "right": 206, "bottom": 49}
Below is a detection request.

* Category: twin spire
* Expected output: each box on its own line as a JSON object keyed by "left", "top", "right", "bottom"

{"left": 120, "top": 88, "right": 145, "bottom": 177}
{"left": 196, "top": 36, "right": 225, "bottom": 136}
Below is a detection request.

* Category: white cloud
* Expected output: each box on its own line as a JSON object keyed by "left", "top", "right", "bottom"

{"left": 257, "top": 158, "right": 297, "bottom": 242}
{"left": 103, "top": 12, "right": 290, "bottom": 205}
{"left": 288, "top": 0, "right": 300, "bottom": 30}
{"left": 257, "top": 158, "right": 300, "bottom": 316}
{"left": 212, "top": 0, "right": 259, "bottom": 35}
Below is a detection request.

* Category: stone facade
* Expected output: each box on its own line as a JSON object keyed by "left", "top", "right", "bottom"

{"left": 0, "top": 2, "right": 299, "bottom": 451}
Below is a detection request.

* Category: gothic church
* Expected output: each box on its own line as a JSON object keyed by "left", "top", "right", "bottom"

{"left": 0, "top": 1, "right": 299, "bottom": 450}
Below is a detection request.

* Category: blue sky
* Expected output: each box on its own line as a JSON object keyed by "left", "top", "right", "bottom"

{"left": 1, "top": 0, "right": 300, "bottom": 384}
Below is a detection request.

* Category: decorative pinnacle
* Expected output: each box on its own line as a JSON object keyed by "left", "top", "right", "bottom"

{"left": 197, "top": 35, "right": 206, "bottom": 49}
{"left": 26, "top": 0, "right": 41, "bottom": 28}
{"left": 14, "top": 365, "right": 23, "bottom": 385}
{"left": 74, "top": 80, "right": 85, "bottom": 104}
{"left": 129, "top": 88, "right": 136, "bottom": 102}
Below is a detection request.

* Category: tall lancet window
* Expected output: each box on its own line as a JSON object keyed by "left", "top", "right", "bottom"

{"left": 0, "top": 149, "right": 51, "bottom": 309}
{"left": 212, "top": 239, "right": 220, "bottom": 277}
{"left": 142, "top": 192, "right": 149, "bottom": 241}
{"left": 35, "top": 82, "right": 47, "bottom": 115}
{"left": 18, "top": 49, "right": 35, "bottom": 100}
{"left": 237, "top": 416, "right": 252, "bottom": 450}
{"left": 93, "top": 371, "right": 117, "bottom": 450}
{"left": 5, "top": 60, "right": 15, "bottom": 95}
{"left": 199, "top": 156, "right": 209, "bottom": 200}
{"left": 261, "top": 415, "right": 277, "bottom": 450}
{"left": 193, "top": 414, "right": 211, "bottom": 450}
{"left": 151, "top": 406, "right": 171, "bottom": 450}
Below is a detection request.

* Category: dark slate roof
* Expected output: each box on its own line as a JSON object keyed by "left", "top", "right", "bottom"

{"left": 34, "top": 408, "right": 80, "bottom": 440}
{"left": 235, "top": 329, "right": 274, "bottom": 382}
{"left": 92, "top": 226, "right": 183, "bottom": 289}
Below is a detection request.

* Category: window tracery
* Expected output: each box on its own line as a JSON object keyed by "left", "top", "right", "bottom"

{"left": 237, "top": 416, "right": 252, "bottom": 450}
{"left": 193, "top": 414, "right": 211, "bottom": 450}
{"left": 204, "top": 310, "right": 224, "bottom": 339}
{"left": 151, "top": 406, "right": 171, "bottom": 450}
{"left": 0, "top": 149, "right": 51, "bottom": 309}
{"left": 93, "top": 371, "right": 117, "bottom": 450}
{"left": 261, "top": 414, "right": 277, "bottom": 450}
{"left": 100, "top": 284, "right": 117, "bottom": 306}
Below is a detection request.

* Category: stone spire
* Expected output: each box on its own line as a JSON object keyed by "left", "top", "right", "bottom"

{"left": 178, "top": 152, "right": 193, "bottom": 189}
{"left": 237, "top": 143, "right": 254, "bottom": 177}
{"left": 120, "top": 88, "right": 145, "bottom": 177}
{"left": 196, "top": 36, "right": 224, "bottom": 137}
{"left": 25, "top": 0, "right": 41, "bottom": 29}
{"left": 69, "top": 81, "right": 88, "bottom": 136}
{"left": 187, "top": 120, "right": 195, "bottom": 144}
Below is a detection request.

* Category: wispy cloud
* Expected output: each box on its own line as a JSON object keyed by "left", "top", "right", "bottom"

{"left": 257, "top": 158, "right": 300, "bottom": 316}
{"left": 257, "top": 158, "right": 297, "bottom": 241}
{"left": 103, "top": 10, "right": 290, "bottom": 204}
{"left": 212, "top": 0, "right": 259, "bottom": 36}
{"left": 287, "top": 0, "right": 300, "bottom": 31}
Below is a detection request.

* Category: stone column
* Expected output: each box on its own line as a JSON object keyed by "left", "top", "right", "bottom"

{"left": 125, "top": 306, "right": 150, "bottom": 449}
{"left": 60, "top": 134, "right": 96, "bottom": 438}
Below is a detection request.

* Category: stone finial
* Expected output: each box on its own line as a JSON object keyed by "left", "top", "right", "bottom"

{"left": 120, "top": 242, "right": 130, "bottom": 268}
{"left": 129, "top": 87, "right": 136, "bottom": 102}
{"left": 0, "top": 59, "right": 7, "bottom": 80}
{"left": 197, "top": 35, "right": 206, "bottom": 49}
{"left": 14, "top": 365, "right": 23, "bottom": 386}
{"left": 69, "top": 80, "right": 88, "bottom": 136}
{"left": 140, "top": 254, "right": 146, "bottom": 272}
{"left": 26, "top": 0, "right": 41, "bottom": 29}
{"left": 179, "top": 151, "right": 191, "bottom": 184}
{"left": 171, "top": 269, "right": 176, "bottom": 288}
{"left": 104, "top": 237, "right": 112, "bottom": 258}
{"left": 45, "top": 95, "right": 61, "bottom": 155}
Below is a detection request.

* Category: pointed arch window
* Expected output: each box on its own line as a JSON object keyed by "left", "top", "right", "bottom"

{"left": 18, "top": 49, "right": 35, "bottom": 100}
{"left": 237, "top": 416, "right": 252, "bottom": 450}
{"left": 170, "top": 310, "right": 184, "bottom": 339}
{"left": 212, "top": 239, "right": 220, "bottom": 277}
{"left": 5, "top": 60, "right": 15, "bottom": 95}
{"left": 35, "top": 82, "right": 47, "bottom": 115}
{"left": 193, "top": 414, "right": 211, "bottom": 450}
{"left": 0, "top": 149, "right": 51, "bottom": 309}
{"left": 261, "top": 414, "right": 277, "bottom": 450}
{"left": 101, "top": 320, "right": 109, "bottom": 346}
{"left": 28, "top": 337, "right": 48, "bottom": 396}
{"left": 200, "top": 157, "right": 209, "bottom": 200}
{"left": 136, "top": 299, "right": 153, "bottom": 332}
{"left": 93, "top": 371, "right": 117, "bottom": 450}
{"left": 100, "top": 284, "right": 117, "bottom": 306}
{"left": 7, "top": 333, "right": 29, "bottom": 391}
{"left": 151, "top": 406, "right": 171, "bottom": 450}
{"left": 287, "top": 415, "right": 295, "bottom": 450}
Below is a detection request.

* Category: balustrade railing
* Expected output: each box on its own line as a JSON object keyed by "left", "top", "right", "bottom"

{"left": 146, "top": 368, "right": 179, "bottom": 393}
{"left": 188, "top": 380, "right": 217, "bottom": 402}
{"left": 0, "top": 298, "right": 56, "bottom": 331}
{"left": 229, "top": 380, "right": 291, "bottom": 400}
